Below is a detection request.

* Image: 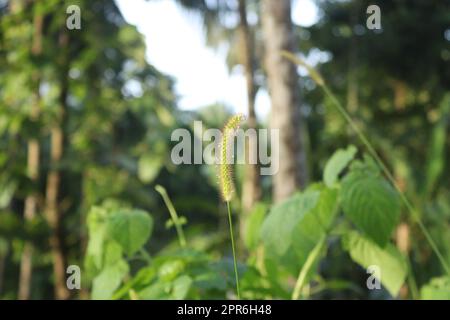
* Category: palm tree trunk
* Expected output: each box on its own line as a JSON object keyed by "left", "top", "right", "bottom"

{"left": 18, "top": 6, "right": 43, "bottom": 300}
{"left": 44, "top": 31, "right": 70, "bottom": 300}
{"left": 261, "top": 0, "right": 308, "bottom": 202}
{"left": 238, "top": 0, "right": 262, "bottom": 234}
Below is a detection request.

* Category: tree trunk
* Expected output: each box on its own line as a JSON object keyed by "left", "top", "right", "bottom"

{"left": 238, "top": 0, "right": 262, "bottom": 237}
{"left": 44, "top": 31, "right": 70, "bottom": 300}
{"left": 18, "top": 6, "right": 43, "bottom": 300}
{"left": 0, "top": 244, "right": 7, "bottom": 295}
{"left": 396, "top": 222, "right": 411, "bottom": 299}
{"left": 392, "top": 80, "right": 410, "bottom": 298}
{"left": 261, "top": 0, "right": 307, "bottom": 202}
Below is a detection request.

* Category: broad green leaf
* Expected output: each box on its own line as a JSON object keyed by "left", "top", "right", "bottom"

{"left": 107, "top": 209, "right": 153, "bottom": 256}
{"left": 244, "top": 203, "right": 267, "bottom": 250}
{"left": 194, "top": 259, "right": 234, "bottom": 292}
{"left": 343, "top": 231, "right": 407, "bottom": 297}
{"left": 103, "top": 241, "right": 123, "bottom": 267}
{"left": 323, "top": 145, "right": 357, "bottom": 187}
{"left": 261, "top": 185, "right": 338, "bottom": 276}
{"left": 420, "top": 276, "right": 450, "bottom": 300}
{"left": 91, "top": 259, "right": 129, "bottom": 300}
{"left": 261, "top": 190, "right": 320, "bottom": 257}
{"left": 341, "top": 159, "right": 400, "bottom": 246}
{"left": 292, "top": 185, "right": 338, "bottom": 261}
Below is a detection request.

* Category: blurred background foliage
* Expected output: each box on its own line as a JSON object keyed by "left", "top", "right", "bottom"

{"left": 0, "top": 0, "right": 449, "bottom": 299}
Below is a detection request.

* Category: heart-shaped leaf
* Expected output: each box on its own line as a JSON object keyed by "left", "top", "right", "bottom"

{"left": 107, "top": 209, "right": 153, "bottom": 256}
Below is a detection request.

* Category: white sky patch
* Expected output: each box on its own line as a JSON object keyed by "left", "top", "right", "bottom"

{"left": 292, "top": 0, "right": 320, "bottom": 27}
{"left": 115, "top": 0, "right": 318, "bottom": 120}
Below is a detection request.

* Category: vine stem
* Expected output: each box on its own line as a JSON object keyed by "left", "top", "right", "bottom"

{"left": 155, "top": 185, "right": 186, "bottom": 248}
{"left": 227, "top": 201, "right": 241, "bottom": 299}
{"left": 321, "top": 85, "right": 450, "bottom": 275}
{"left": 292, "top": 234, "right": 326, "bottom": 300}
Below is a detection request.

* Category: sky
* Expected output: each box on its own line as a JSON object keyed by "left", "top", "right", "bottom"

{"left": 115, "top": 0, "right": 319, "bottom": 119}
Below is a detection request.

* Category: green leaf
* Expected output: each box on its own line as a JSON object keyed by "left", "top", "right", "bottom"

{"left": 103, "top": 241, "right": 123, "bottom": 267}
{"left": 107, "top": 209, "right": 153, "bottom": 256}
{"left": 341, "top": 158, "right": 400, "bottom": 246}
{"left": 91, "top": 259, "right": 129, "bottom": 300}
{"left": 86, "top": 206, "right": 108, "bottom": 269}
{"left": 261, "top": 185, "right": 338, "bottom": 275}
{"left": 244, "top": 203, "right": 267, "bottom": 250}
{"left": 194, "top": 271, "right": 228, "bottom": 291}
{"left": 158, "top": 260, "right": 185, "bottom": 282}
{"left": 420, "top": 276, "right": 450, "bottom": 300}
{"left": 292, "top": 185, "right": 338, "bottom": 261}
{"left": 323, "top": 145, "right": 357, "bottom": 187}
{"left": 0, "top": 178, "right": 16, "bottom": 209}
{"left": 343, "top": 231, "right": 407, "bottom": 297}
{"left": 138, "top": 154, "right": 163, "bottom": 183}
{"left": 136, "top": 275, "right": 192, "bottom": 300}
{"left": 112, "top": 265, "right": 158, "bottom": 300}
{"left": 172, "top": 275, "right": 193, "bottom": 299}
{"left": 138, "top": 282, "right": 170, "bottom": 299}
{"left": 261, "top": 190, "right": 320, "bottom": 257}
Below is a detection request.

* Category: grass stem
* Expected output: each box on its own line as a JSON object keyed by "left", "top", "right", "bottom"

{"left": 292, "top": 234, "right": 326, "bottom": 300}
{"left": 321, "top": 84, "right": 450, "bottom": 275}
{"left": 155, "top": 185, "right": 187, "bottom": 248}
{"left": 282, "top": 52, "right": 450, "bottom": 275}
{"left": 227, "top": 201, "right": 241, "bottom": 299}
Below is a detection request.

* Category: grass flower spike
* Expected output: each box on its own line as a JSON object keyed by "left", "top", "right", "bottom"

{"left": 219, "top": 113, "right": 245, "bottom": 202}
{"left": 280, "top": 51, "right": 325, "bottom": 86}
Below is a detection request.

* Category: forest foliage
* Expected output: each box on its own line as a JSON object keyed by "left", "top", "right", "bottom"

{"left": 0, "top": 0, "right": 449, "bottom": 300}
